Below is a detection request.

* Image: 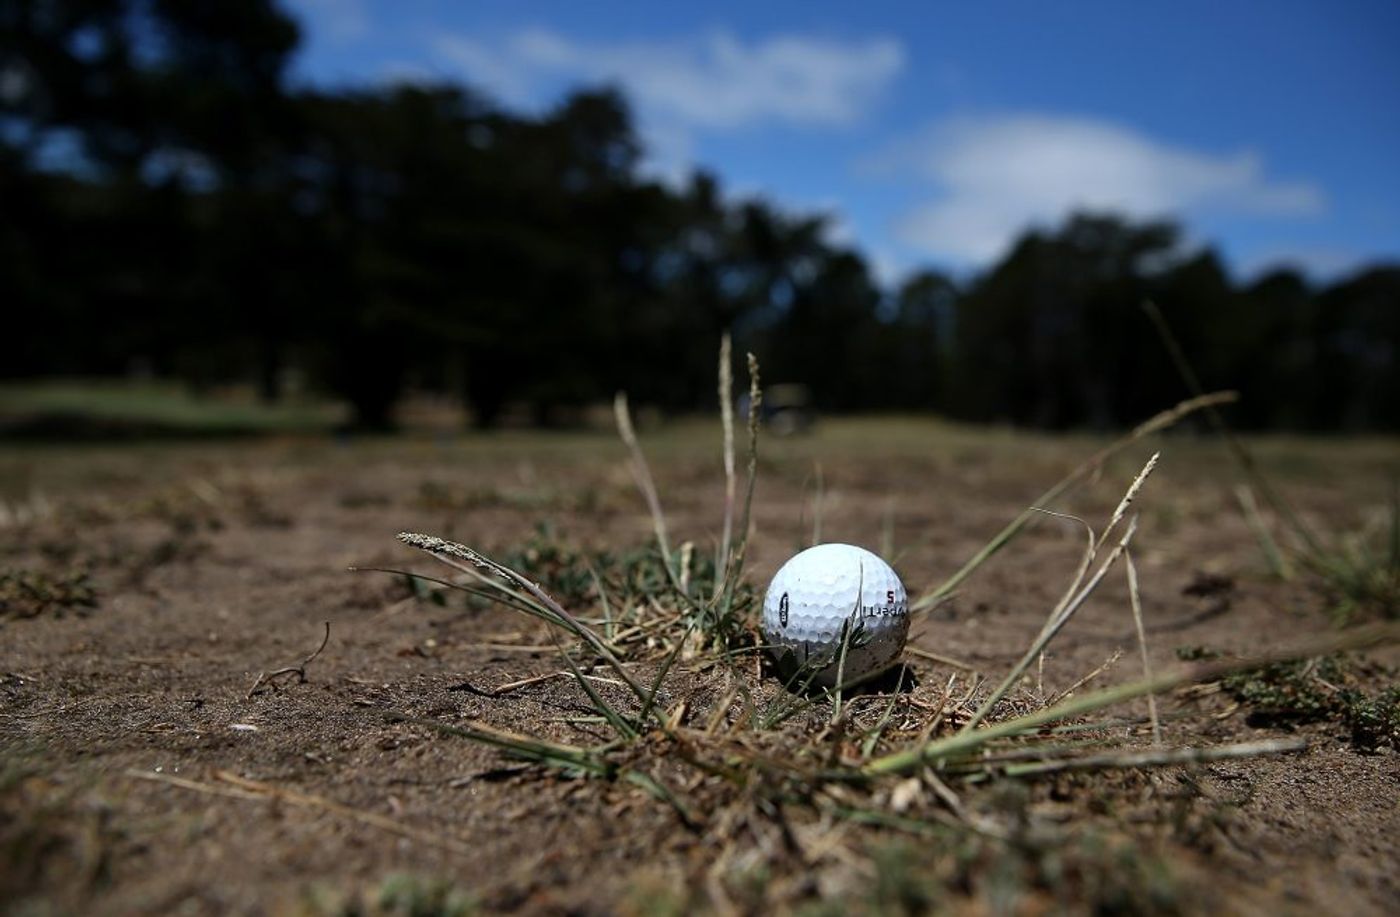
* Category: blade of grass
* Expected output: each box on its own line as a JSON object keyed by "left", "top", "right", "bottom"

{"left": 623, "top": 769, "right": 699, "bottom": 828}
{"left": 993, "top": 738, "right": 1307, "bottom": 778}
{"left": 1125, "top": 550, "right": 1162, "bottom": 745}
{"left": 830, "top": 561, "right": 866, "bottom": 723}
{"left": 397, "top": 533, "right": 652, "bottom": 708}
{"left": 587, "top": 562, "right": 617, "bottom": 641}
{"left": 1027, "top": 507, "right": 1096, "bottom": 639}
{"left": 912, "top": 393, "right": 1234, "bottom": 611}
{"left": 860, "top": 667, "right": 909, "bottom": 759}
{"left": 386, "top": 712, "right": 616, "bottom": 776}
{"left": 864, "top": 620, "right": 1400, "bottom": 776}
{"left": 352, "top": 565, "right": 568, "bottom": 621}
{"left": 555, "top": 640, "right": 639, "bottom": 740}
{"left": 715, "top": 333, "right": 737, "bottom": 595}
{"left": 714, "top": 353, "right": 763, "bottom": 633}
{"left": 614, "top": 392, "right": 675, "bottom": 577}
{"left": 1142, "top": 300, "right": 1323, "bottom": 557}
{"left": 613, "top": 396, "right": 714, "bottom": 618}
{"left": 961, "top": 452, "right": 1158, "bottom": 732}
{"left": 639, "top": 621, "right": 697, "bottom": 728}
{"left": 1234, "top": 484, "right": 1293, "bottom": 579}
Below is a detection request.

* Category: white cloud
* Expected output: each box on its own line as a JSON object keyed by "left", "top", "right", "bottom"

{"left": 879, "top": 114, "right": 1326, "bottom": 264}
{"left": 432, "top": 28, "right": 904, "bottom": 130}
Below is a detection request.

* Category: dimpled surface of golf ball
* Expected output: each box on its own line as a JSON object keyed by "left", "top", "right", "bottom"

{"left": 761, "top": 543, "right": 909, "bottom": 687}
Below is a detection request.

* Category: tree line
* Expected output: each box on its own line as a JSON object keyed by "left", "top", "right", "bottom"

{"left": 4, "top": 1, "right": 1396, "bottom": 431}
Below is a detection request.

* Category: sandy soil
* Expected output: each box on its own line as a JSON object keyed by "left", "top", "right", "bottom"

{"left": 1, "top": 420, "right": 1397, "bottom": 914}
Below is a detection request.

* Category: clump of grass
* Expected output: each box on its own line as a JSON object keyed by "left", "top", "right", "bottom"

{"left": 0, "top": 568, "right": 98, "bottom": 620}
{"left": 1179, "top": 648, "right": 1400, "bottom": 751}
{"left": 620, "top": 872, "right": 692, "bottom": 917}
{"left": 0, "top": 752, "right": 115, "bottom": 908}
{"left": 1346, "top": 687, "right": 1400, "bottom": 750}
{"left": 1311, "top": 495, "right": 1400, "bottom": 622}
{"left": 371, "top": 874, "right": 476, "bottom": 917}
{"left": 497, "top": 522, "right": 750, "bottom": 624}
{"left": 300, "top": 873, "right": 476, "bottom": 917}
{"left": 851, "top": 827, "right": 1187, "bottom": 917}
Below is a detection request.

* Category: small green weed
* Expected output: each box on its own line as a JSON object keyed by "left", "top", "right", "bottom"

{"left": 1179, "top": 649, "right": 1400, "bottom": 750}
{"left": 0, "top": 568, "right": 98, "bottom": 620}
{"left": 300, "top": 873, "right": 476, "bottom": 917}
{"left": 812, "top": 826, "right": 1186, "bottom": 917}
{"left": 496, "top": 523, "right": 757, "bottom": 653}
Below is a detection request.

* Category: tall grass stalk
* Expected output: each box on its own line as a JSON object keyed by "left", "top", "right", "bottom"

{"left": 714, "top": 333, "right": 737, "bottom": 594}
{"left": 614, "top": 393, "right": 676, "bottom": 580}
{"left": 1141, "top": 300, "right": 1323, "bottom": 557}
{"left": 1124, "top": 551, "right": 1162, "bottom": 745}
{"left": 960, "top": 453, "right": 1158, "bottom": 733}
{"left": 912, "top": 392, "right": 1235, "bottom": 612}
{"left": 1234, "top": 484, "right": 1293, "bottom": 579}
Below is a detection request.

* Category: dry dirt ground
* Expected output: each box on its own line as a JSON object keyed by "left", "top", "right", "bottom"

{"left": 1, "top": 418, "right": 1397, "bottom": 915}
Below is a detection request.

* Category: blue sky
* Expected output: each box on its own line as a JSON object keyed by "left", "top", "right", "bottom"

{"left": 285, "top": 0, "right": 1400, "bottom": 286}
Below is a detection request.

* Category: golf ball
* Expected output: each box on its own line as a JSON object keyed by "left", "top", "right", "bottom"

{"left": 761, "top": 543, "right": 910, "bottom": 687}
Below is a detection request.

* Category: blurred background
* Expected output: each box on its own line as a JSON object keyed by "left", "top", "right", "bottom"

{"left": 3, "top": 0, "right": 1397, "bottom": 435}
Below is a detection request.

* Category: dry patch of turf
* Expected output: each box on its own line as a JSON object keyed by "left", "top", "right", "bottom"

{"left": 363, "top": 345, "right": 1398, "bottom": 912}
{"left": 1, "top": 352, "right": 1397, "bottom": 913}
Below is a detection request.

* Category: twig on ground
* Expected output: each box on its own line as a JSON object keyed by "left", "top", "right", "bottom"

{"left": 125, "top": 769, "right": 266, "bottom": 801}
{"left": 247, "top": 621, "right": 330, "bottom": 698}
{"left": 1051, "top": 649, "right": 1124, "bottom": 705}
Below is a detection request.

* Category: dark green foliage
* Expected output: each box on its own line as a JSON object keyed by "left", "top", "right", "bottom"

{"left": 0, "top": 568, "right": 98, "bottom": 620}
{"left": 1198, "top": 653, "right": 1400, "bottom": 751}
{"left": 847, "top": 829, "right": 1186, "bottom": 917}
{"left": 1344, "top": 687, "right": 1400, "bottom": 750}
{"left": 369, "top": 874, "right": 476, "bottom": 917}
{"left": 304, "top": 873, "right": 476, "bottom": 917}
{"left": 4, "top": 3, "right": 1398, "bottom": 430}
